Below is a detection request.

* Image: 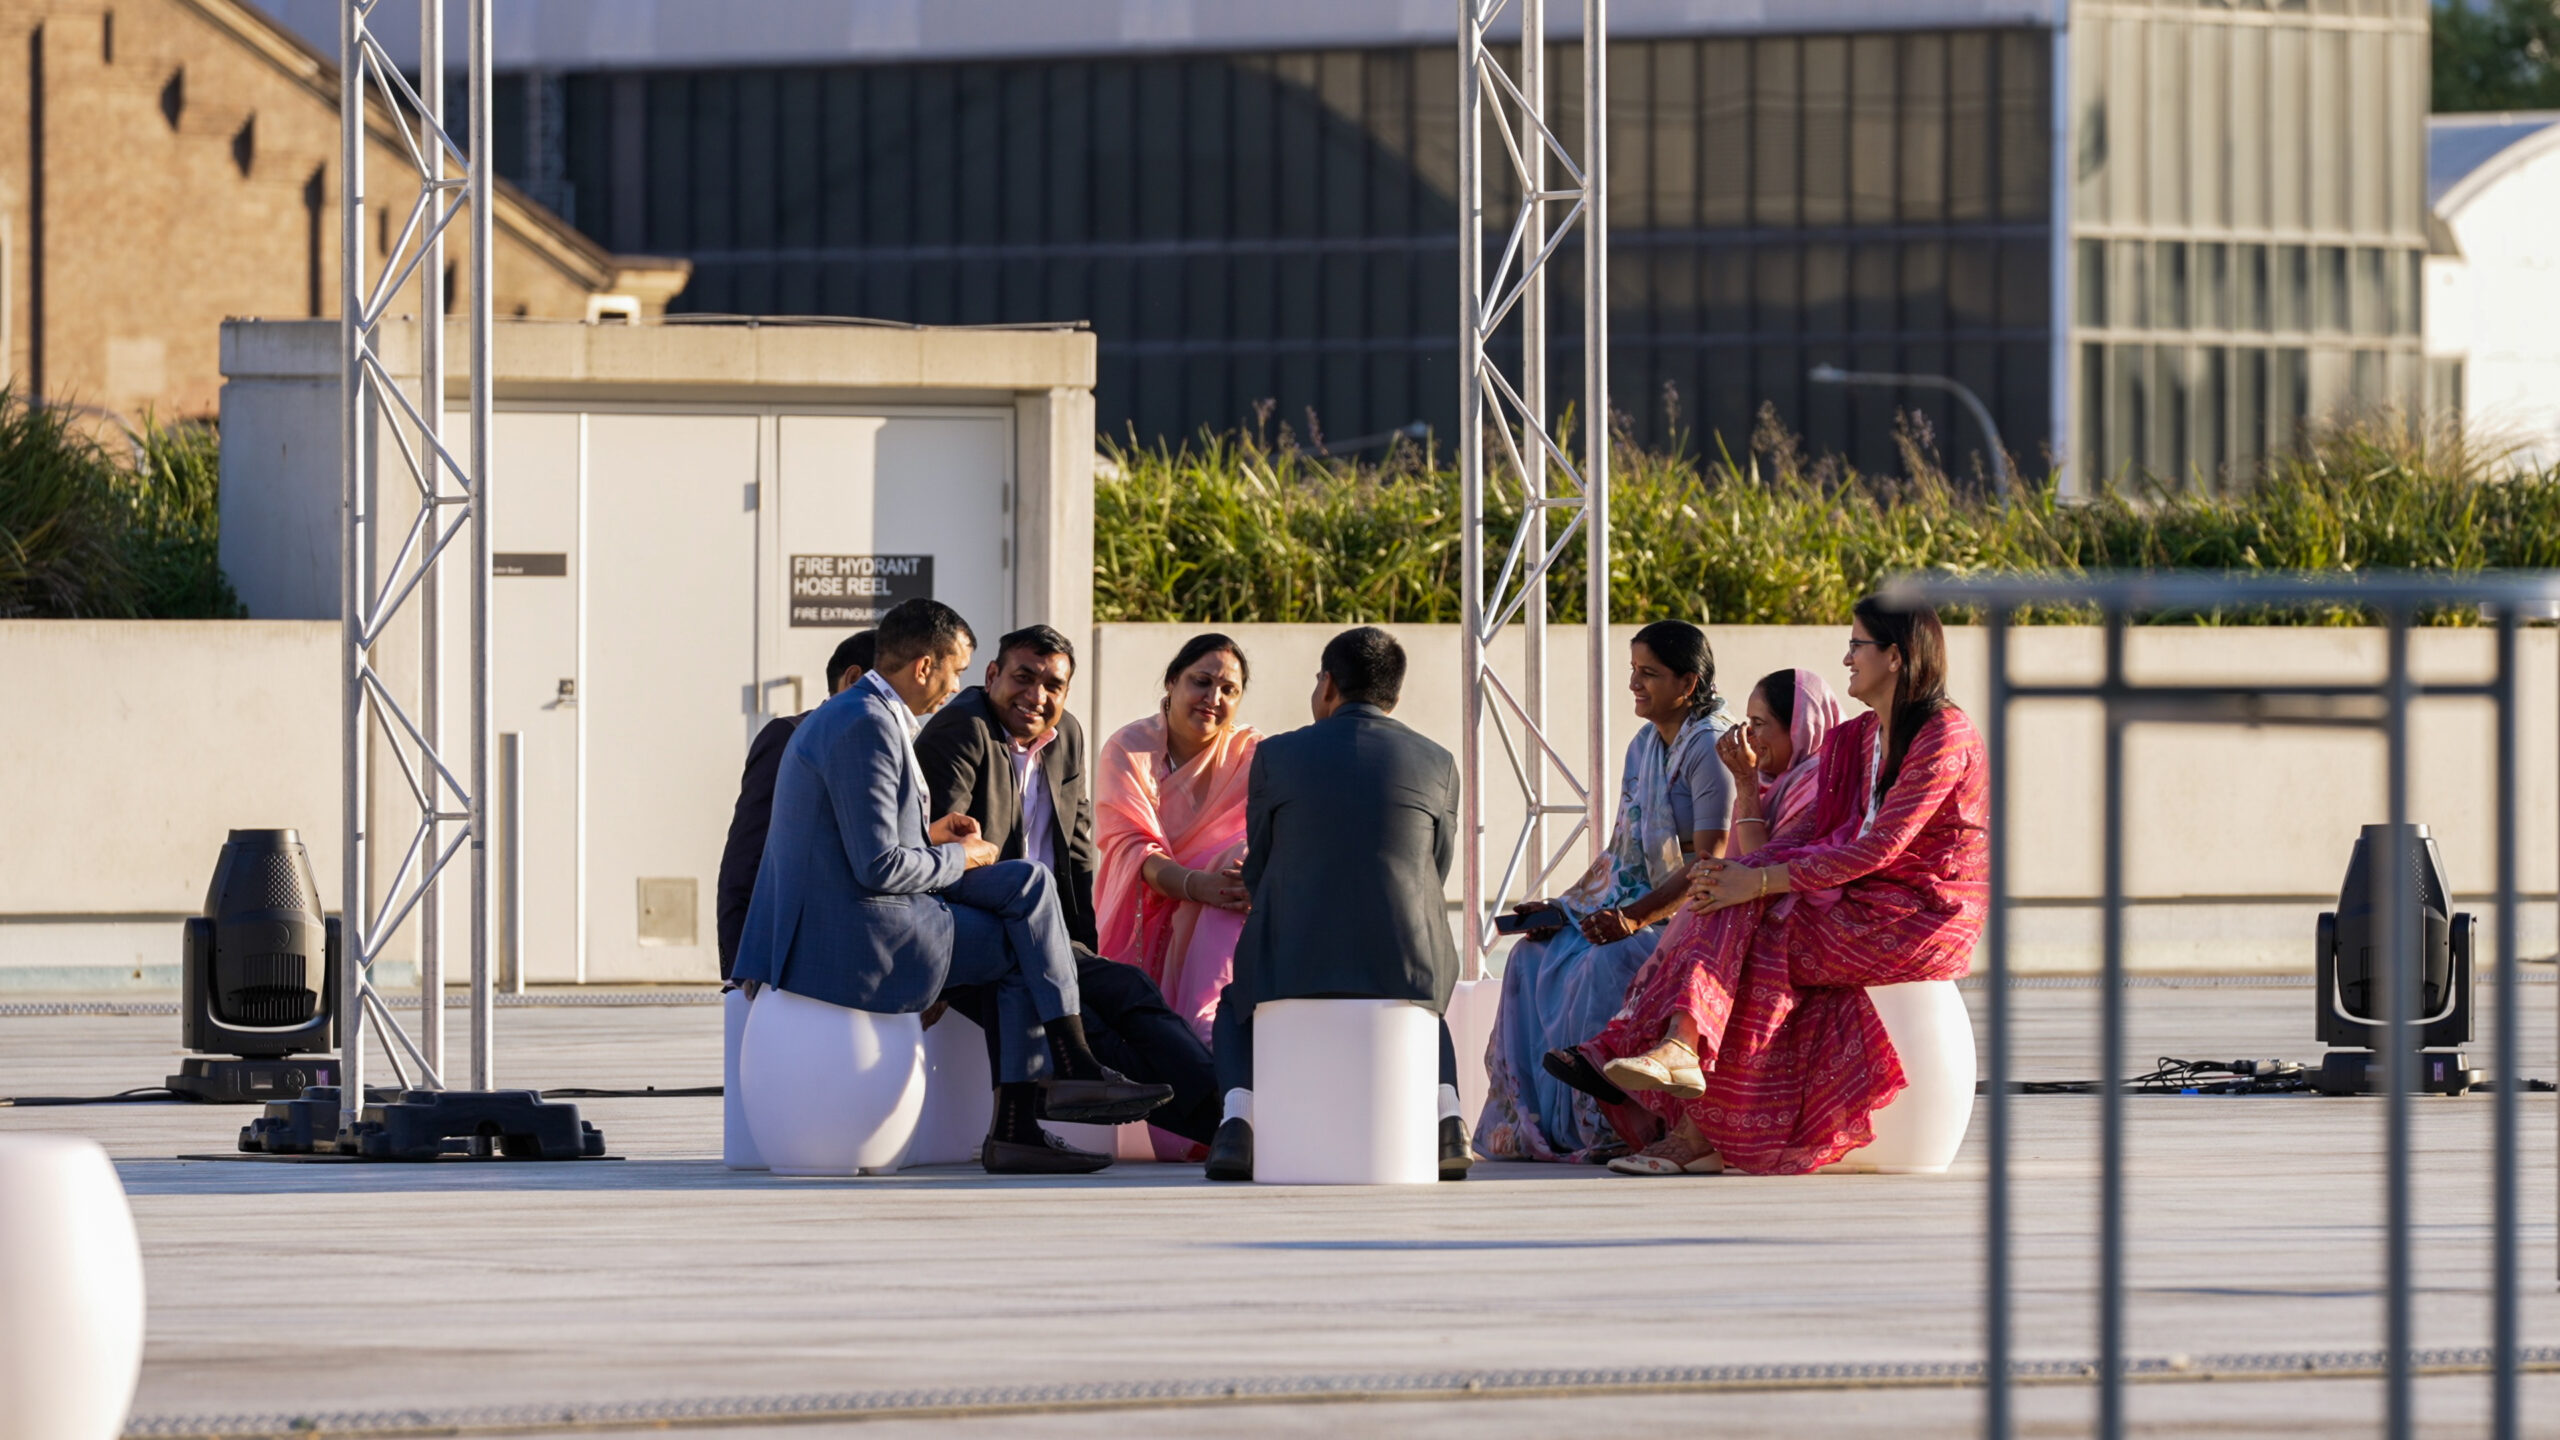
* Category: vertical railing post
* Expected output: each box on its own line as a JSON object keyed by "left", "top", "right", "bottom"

{"left": 1984, "top": 607, "right": 2013, "bottom": 1440}
{"left": 1457, "top": 2, "right": 1485, "bottom": 981}
{"left": 2097, "top": 610, "right": 2126, "bottom": 1440}
{"left": 499, "top": 731, "right": 524, "bottom": 996}
{"left": 466, "top": 0, "right": 497, "bottom": 1091}
{"left": 335, "top": 0, "right": 368, "bottom": 1146}
{"left": 1581, "top": 0, "right": 1610, "bottom": 856}
{"left": 2491, "top": 607, "right": 2519, "bottom": 1440}
{"left": 2381, "top": 610, "right": 2414, "bottom": 1440}
{"left": 416, "top": 0, "right": 447, "bottom": 1076}
{"left": 1520, "top": 0, "right": 1547, "bottom": 896}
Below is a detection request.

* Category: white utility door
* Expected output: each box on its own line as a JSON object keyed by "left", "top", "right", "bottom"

{"left": 426, "top": 409, "right": 582, "bottom": 989}
{"left": 582, "top": 412, "right": 759, "bottom": 983}
{"left": 485, "top": 411, "right": 583, "bottom": 983}
{"left": 766, "top": 412, "right": 1013, "bottom": 714}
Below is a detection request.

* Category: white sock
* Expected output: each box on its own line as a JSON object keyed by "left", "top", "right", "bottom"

{"left": 1223, "top": 1087, "right": 1254, "bottom": 1125}
{"left": 1438, "top": 1083, "right": 1463, "bottom": 1122}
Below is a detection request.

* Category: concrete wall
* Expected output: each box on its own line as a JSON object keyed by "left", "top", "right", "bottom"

{"left": 4, "top": 618, "right": 2551, "bottom": 987}
{"left": 0, "top": 620, "right": 338, "bottom": 988}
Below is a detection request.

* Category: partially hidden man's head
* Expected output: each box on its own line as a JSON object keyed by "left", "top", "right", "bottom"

{"left": 986, "top": 624, "right": 1076, "bottom": 745}
{"left": 871, "top": 599, "right": 977, "bottom": 715}
{"left": 826, "top": 629, "right": 876, "bottom": 695}
{"left": 1312, "top": 625, "right": 1405, "bottom": 721}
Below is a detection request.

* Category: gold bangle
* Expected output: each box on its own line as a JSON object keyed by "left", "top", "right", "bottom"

{"left": 1755, "top": 868, "right": 1770, "bottom": 899}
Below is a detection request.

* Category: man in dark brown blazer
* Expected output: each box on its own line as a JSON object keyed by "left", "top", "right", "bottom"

{"left": 915, "top": 624, "right": 1220, "bottom": 1147}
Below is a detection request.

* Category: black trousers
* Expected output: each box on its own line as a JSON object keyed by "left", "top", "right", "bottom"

{"left": 941, "top": 946, "right": 1221, "bottom": 1145}
{"left": 1211, "top": 983, "right": 1460, "bottom": 1097}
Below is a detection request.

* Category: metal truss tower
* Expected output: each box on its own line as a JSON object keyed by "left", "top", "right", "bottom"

{"left": 337, "top": 0, "right": 496, "bottom": 1139}
{"left": 1458, "top": 0, "right": 1611, "bottom": 972}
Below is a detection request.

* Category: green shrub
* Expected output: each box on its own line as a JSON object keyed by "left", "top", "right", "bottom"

{"left": 0, "top": 390, "right": 240, "bottom": 619}
{"left": 1095, "top": 410, "right": 2560, "bottom": 626}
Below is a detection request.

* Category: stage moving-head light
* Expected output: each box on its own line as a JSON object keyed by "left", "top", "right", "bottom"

{"left": 166, "top": 829, "right": 340, "bottom": 1103}
{"left": 2312, "top": 823, "right": 2479, "bottom": 1095}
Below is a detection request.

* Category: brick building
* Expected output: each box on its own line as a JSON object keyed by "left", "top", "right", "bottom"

{"left": 0, "top": 0, "right": 685, "bottom": 422}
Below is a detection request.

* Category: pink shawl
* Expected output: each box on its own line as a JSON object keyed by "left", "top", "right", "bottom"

{"left": 1094, "top": 713, "right": 1261, "bottom": 1041}
{"left": 1752, "top": 669, "right": 1843, "bottom": 844}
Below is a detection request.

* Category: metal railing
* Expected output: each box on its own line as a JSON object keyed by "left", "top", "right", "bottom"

{"left": 1894, "top": 571, "right": 2557, "bottom": 1440}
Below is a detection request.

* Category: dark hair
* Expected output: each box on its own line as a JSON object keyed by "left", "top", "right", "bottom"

{"left": 825, "top": 630, "right": 876, "bottom": 692}
{"left": 1851, "top": 594, "right": 1952, "bottom": 805}
{"left": 1321, "top": 625, "right": 1406, "bottom": 707}
{"left": 996, "top": 624, "right": 1077, "bottom": 675}
{"left": 1753, "top": 668, "right": 1797, "bottom": 729}
{"left": 1163, "top": 632, "right": 1249, "bottom": 690}
{"left": 1630, "top": 619, "right": 1719, "bottom": 721}
{"left": 872, "top": 599, "right": 977, "bottom": 671}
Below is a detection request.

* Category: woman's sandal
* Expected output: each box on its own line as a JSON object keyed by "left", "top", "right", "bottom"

{"left": 1541, "top": 1047, "right": 1632, "bottom": 1107}
{"left": 1601, "top": 1039, "right": 1706, "bottom": 1100}
{"left": 1606, "top": 1130, "right": 1725, "bottom": 1176}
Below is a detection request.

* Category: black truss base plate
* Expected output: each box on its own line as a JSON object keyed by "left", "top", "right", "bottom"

{"left": 167, "top": 1056, "right": 340, "bottom": 1105}
{"left": 243, "top": 1086, "right": 607, "bottom": 1160}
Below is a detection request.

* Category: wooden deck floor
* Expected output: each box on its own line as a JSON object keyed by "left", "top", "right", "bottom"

{"left": 5, "top": 981, "right": 2554, "bottom": 1438}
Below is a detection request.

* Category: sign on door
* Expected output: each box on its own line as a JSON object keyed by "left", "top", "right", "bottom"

{"left": 789, "top": 554, "right": 934, "bottom": 627}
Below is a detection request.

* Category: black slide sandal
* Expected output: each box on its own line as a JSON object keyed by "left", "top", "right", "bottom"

{"left": 1542, "top": 1046, "right": 1632, "bottom": 1108}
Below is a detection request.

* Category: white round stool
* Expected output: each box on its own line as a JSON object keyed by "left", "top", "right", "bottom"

{"left": 722, "top": 987, "right": 765, "bottom": 1170}
{"left": 740, "top": 987, "right": 927, "bottom": 1176}
{"left": 1252, "top": 998, "right": 1438, "bottom": 1185}
{"left": 1841, "top": 979, "right": 1977, "bottom": 1174}
{"left": 0, "top": 1134, "right": 145, "bottom": 1440}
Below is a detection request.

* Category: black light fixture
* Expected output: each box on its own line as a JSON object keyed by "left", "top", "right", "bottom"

{"left": 165, "top": 829, "right": 340, "bottom": 1103}
{"left": 2312, "top": 823, "right": 2481, "bottom": 1095}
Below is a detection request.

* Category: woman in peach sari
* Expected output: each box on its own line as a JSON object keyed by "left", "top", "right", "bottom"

{"left": 1095, "top": 634, "right": 1261, "bottom": 1043}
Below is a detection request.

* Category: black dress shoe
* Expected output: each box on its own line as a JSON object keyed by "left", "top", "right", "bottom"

{"left": 1440, "top": 1115, "right": 1474, "bottom": 1181}
{"left": 1204, "top": 1117, "right": 1253, "bottom": 1182}
{"left": 1543, "top": 1046, "right": 1632, "bottom": 1107}
{"left": 982, "top": 1130, "right": 1113, "bottom": 1175}
{"left": 1041, "top": 1069, "right": 1176, "bottom": 1125}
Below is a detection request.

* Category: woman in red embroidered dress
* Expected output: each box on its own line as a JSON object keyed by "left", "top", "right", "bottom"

{"left": 1564, "top": 595, "right": 1987, "bottom": 1176}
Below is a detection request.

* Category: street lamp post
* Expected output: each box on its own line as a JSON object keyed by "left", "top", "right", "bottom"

{"left": 1808, "top": 364, "right": 2015, "bottom": 500}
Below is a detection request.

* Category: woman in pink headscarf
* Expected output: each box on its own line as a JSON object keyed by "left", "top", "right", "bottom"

{"left": 1541, "top": 666, "right": 1843, "bottom": 1173}
{"left": 1094, "top": 633, "right": 1262, "bottom": 1045}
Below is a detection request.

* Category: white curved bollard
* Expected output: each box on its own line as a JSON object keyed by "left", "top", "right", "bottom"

{"left": 0, "top": 1134, "right": 145, "bottom": 1440}
{"left": 722, "top": 987, "right": 765, "bottom": 1170}
{"left": 740, "top": 987, "right": 927, "bottom": 1176}
{"left": 1846, "top": 980, "right": 1977, "bottom": 1175}
{"left": 1253, "top": 998, "right": 1438, "bottom": 1185}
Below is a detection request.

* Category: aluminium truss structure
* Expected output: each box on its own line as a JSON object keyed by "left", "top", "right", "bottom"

{"left": 1458, "top": 0, "right": 1611, "bottom": 973}
{"left": 336, "top": 0, "right": 495, "bottom": 1138}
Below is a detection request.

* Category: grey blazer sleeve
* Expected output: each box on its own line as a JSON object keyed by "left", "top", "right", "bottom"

{"left": 823, "top": 711, "right": 965, "bottom": 896}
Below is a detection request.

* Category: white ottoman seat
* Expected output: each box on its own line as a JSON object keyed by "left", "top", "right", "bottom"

{"left": 1252, "top": 998, "right": 1438, "bottom": 1185}
{"left": 722, "top": 987, "right": 765, "bottom": 1170}
{"left": 1839, "top": 979, "right": 1976, "bottom": 1175}
{"left": 739, "top": 986, "right": 927, "bottom": 1176}
{"left": 0, "top": 1134, "right": 145, "bottom": 1440}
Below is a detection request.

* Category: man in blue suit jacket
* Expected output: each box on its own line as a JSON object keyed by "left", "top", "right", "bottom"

{"left": 734, "top": 599, "right": 1171, "bottom": 1174}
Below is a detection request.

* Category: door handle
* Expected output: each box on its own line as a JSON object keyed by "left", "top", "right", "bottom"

{"left": 758, "top": 675, "right": 803, "bottom": 718}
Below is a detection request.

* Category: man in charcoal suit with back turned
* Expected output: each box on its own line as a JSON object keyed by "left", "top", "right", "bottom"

{"left": 732, "top": 598, "right": 1171, "bottom": 1174}
{"left": 913, "top": 624, "right": 1222, "bottom": 1149}
{"left": 1204, "top": 625, "right": 1473, "bottom": 1182}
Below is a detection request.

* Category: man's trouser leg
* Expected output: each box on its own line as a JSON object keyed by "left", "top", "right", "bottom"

{"left": 940, "top": 861, "right": 1081, "bottom": 1083}
{"left": 1212, "top": 982, "right": 1255, "bottom": 1096}
{"left": 1080, "top": 953, "right": 1218, "bottom": 1143}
